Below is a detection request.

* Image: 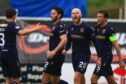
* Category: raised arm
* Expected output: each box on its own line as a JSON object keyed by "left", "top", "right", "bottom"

{"left": 18, "top": 23, "right": 46, "bottom": 35}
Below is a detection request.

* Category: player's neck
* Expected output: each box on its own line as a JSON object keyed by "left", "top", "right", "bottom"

{"left": 74, "top": 20, "right": 82, "bottom": 25}
{"left": 53, "top": 19, "right": 61, "bottom": 24}
{"left": 6, "top": 19, "right": 15, "bottom": 22}
{"left": 100, "top": 22, "right": 107, "bottom": 27}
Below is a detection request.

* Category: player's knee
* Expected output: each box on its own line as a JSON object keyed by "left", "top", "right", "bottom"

{"left": 74, "top": 75, "right": 78, "bottom": 80}
{"left": 42, "top": 80, "right": 50, "bottom": 84}
{"left": 42, "top": 79, "right": 49, "bottom": 84}
{"left": 107, "top": 78, "right": 116, "bottom": 84}
{"left": 108, "top": 81, "right": 117, "bottom": 84}
{"left": 107, "top": 80, "right": 117, "bottom": 84}
{"left": 91, "top": 76, "right": 98, "bottom": 83}
{"left": 74, "top": 75, "right": 81, "bottom": 83}
{"left": 74, "top": 76, "right": 78, "bottom": 83}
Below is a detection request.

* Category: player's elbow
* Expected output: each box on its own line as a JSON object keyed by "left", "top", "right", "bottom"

{"left": 18, "top": 30, "right": 28, "bottom": 35}
{"left": 18, "top": 30, "right": 23, "bottom": 35}
{"left": 63, "top": 37, "right": 67, "bottom": 45}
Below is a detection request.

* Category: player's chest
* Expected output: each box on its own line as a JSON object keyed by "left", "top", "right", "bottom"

{"left": 95, "top": 28, "right": 107, "bottom": 40}
{"left": 69, "top": 27, "right": 85, "bottom": 35}
{"left": 51, "top": 25, "right": 58, "bottom": 34}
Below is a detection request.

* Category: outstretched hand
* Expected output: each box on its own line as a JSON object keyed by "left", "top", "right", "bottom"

{"left": 119, "top": 61, "right": 125, "bottom": 70}
{"left": 62, "top": 49, "right": 67, "bottom": 56}
{"left": 35, "top": 23, "right": 45, "bottom": 30}
{"left": 47, "top": 50, "right": 57, "bottom": 58}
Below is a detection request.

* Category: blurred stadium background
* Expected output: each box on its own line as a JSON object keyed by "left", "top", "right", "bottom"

{"left": 0, "top": 0, "right": 126, "bottom": 84}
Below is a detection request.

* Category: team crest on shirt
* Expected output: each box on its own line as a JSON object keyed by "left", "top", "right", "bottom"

{"left": 52, "top": 26, "right": 55, "bottom": 31}
{"left": 80, "top": 28, "right": 84, "bottom": 32}
{"left": 97, "top": 28, "right": 100, "bottom": 32}
{"left": 60, "top": 25, "right": 63, "bottom": 28}
{"left": 111, "top": 27, "right": 114, "bottom": 30}
{"left": 102, "top": 29, "right": 106, "bottom": 33}
{"left": 96, "top": 35, "right": 105, "bottom": 39}
{"left": 71, "top": 28, "right": 73, "bottom": 31}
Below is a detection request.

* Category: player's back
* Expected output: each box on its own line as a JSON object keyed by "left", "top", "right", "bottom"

{"left": 0, "top": 20, "right": 21, "bottom": 50}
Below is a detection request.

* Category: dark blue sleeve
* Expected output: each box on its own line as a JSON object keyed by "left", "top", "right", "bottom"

{"left": 12, "top": 23, "right": 22, "bottom": 34}
{"left": 107, "top": 26, "right": 116, "bottom": 37}
{"left": 57, "top": 24, "right": 66, "bottom": 36}
{"left": 86, "top": 24, "right": 94, "bottom": 36}
{"left": 91, "top": 26, "right": 96, "bottom": 42}
{"left": 65, "top": 26, "right": 72, "bottom": 51}
{"left": 91, "top": 26, "right": 101, "bottom": 57}
{"left": 92, "top": 39, "right": 101, "bottom": 57}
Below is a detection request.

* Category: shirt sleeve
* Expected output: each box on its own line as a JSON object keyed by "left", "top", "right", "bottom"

{"left": 57, "top": 24, "right": 66, "bottom": 36}
{"left": 84, "top": 23, "right": 94, "bottom": 37}
{"left": 89, "top": 26, "right": 94, "bottom": 36}
{"left": 13, "top": 23, "right": 22, "bottom": 34}
{"left": 107, "top": 27, "right": 117, "bottom": 42}
{"left": 65, "top": 26, "right": 72, "bottom": 51}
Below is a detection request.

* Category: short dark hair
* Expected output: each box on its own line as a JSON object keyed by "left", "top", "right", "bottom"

{"left": 52, "top": 7, "right": 64, "bottom": 19}
{"left": 97, "top": 10, "right": 109, "bottom": 18}
{"left": 6, "top": 8, "right": 17, "bottom": 19}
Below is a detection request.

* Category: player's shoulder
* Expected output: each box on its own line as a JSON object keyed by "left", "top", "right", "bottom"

{"left": 94, "top": 24, "right": 99, "bottom": 28}
{"left": 10, "top": 22, "right": 21, "bottom": 29}
{"left": 67, "top": 23, "right": 72, "bottom": 27}
{"left": 106, "top": 24, "right": 114, "bottom": 31}
{"left": 81, "top": 21, "right": 92, "bottom": 29}
{"left": 6, "top": 21, "right": 16, "bottom": 27}
{"left": 56, "top": 22, "right": 65, "bottom": 28}
{"left": 66, "top": 23, "right": 74, "bottom": 30}
{"left": 82, "top": 21, "right": 89, "bottom": 26}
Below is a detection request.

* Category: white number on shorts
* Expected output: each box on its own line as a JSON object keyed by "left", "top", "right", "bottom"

{"left": 0, "top": 33, "right": 5, "bottom": 46}
{"left": 44, "top": 61, "right": 49, "bottom": 70}
{"left": 79, "top": 61, "right": 87, "bottom": 69}
{"left": 96, "top": 65, "right": 101, "bottom": 73}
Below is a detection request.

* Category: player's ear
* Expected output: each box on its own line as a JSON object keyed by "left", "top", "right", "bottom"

{"left": 104, "top": 17, "right": 107, "bottom": 21}
{"left": 58, "top": 14, "right": 61, "bottom": 19}
{"left": 80, "top": 13, "right": 82, "bottom": 17}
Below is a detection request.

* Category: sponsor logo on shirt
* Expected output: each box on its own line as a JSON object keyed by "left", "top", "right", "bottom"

{"left": 59, "top": 30, "right": 64, "bottom": 33}
{"left": 80, "top": 28, "right": 84, "bottom": 32}
{"left": 52, "top": 26, "right": 55, "bottom": 31}
{"left": 102, "top": 29, "right": 106, "bottom": 33}
{"left": 96, "top": 35, "right": 106, "bottom": 39}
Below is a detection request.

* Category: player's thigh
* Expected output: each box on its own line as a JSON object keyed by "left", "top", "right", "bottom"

{"left": 1, "top": 51, "right": 20, "bottom": 77}
{"left": 91, "top": 74, "right": 100, "bottom": 82}
{"left": 51, "top": 75, "right": 60, "bottom": 84}
{"left": 105, "top": 76, "right": 116, "bottom": 84}
{"left": 72, "top": 54, "right": 90, "bottom": 74}
{"left": 43, "top": 53, "right": 65, "bottom": 76}
{"left": 93, "top": 58, "right": 113, "bottom": 77}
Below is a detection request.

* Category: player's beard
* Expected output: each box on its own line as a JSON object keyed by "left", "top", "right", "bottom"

{"left": 51, "top": 16, "right": 58, "bottom": 23}
{"left": 97, "top": 20, "right": 105, "bottom": 26}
